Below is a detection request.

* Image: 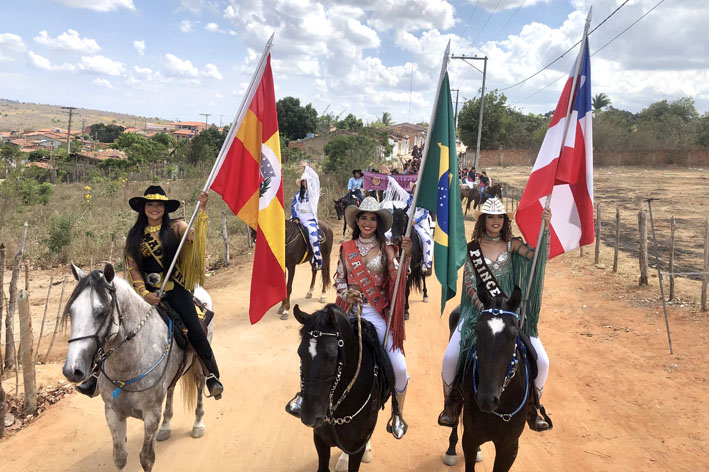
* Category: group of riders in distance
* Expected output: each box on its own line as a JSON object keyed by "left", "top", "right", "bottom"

{"left": 61, "top": 153, "right": 554, "bottom": 471}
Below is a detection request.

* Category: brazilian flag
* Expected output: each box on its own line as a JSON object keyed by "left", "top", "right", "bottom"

{"left": 416, "top": 71, "right": 467, "bottom": 312}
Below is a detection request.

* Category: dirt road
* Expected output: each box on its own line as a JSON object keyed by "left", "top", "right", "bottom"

{"left": 1, "top": 220, "right": 708, "bottom": 471}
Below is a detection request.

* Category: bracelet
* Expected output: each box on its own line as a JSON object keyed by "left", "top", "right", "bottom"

{"left": 140, "top": 289, "right": 150, "bottom": 299}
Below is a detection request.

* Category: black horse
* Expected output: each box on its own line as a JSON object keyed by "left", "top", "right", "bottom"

{"left": 390, "top": 206, "right": 429, "bottom": 319}
{"left": 464, "top": 183, "right": 504, "bottom": 215}
{"left": 334, "top": 191, "right": 360, "bottom": 240}
{"left": 445, "top": 283, "right": 536, "bottom": 471}
{"left": 293, "top": 304, "right": 391, "bottom": 472}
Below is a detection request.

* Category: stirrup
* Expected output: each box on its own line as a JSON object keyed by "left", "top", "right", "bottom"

{"left": 285, "top": 393, "right": 302, "bottom": 418}
{"left": 386, "top": 414, "right": 407, "bottom": 439}
{"left": 205, "top": 374, "right": 223, "bottom": 400}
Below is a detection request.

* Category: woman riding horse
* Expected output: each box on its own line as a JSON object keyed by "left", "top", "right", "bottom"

{"left": 77, "top": 185, "right": 223, "bottom": 399}
{"left": 439, "top": 197, "right": 551, "bottom": 432}
{"left": 291, "top": 160, "right": 323, "bottom": 270}
{"left": 286, "top": 197, "right": 412, "bottom": 439}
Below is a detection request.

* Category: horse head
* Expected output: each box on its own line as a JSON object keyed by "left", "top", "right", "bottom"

{"left": 293, "top": 303, "right": 349, "bottom": 428}
{"left": 473, "top": 281, "right": 522, "bottom": 413}
{"left": 62, "top": 263, "right": 119, "bottom": 384}
{"left": 390, "top": 206, "right": 409, "bottom": 246}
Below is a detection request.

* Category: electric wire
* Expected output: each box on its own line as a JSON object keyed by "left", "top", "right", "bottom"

{"left": 489, "top": 0, "right": 528, "bottom": 43}
{"left": 469, "top": 0, "right": 503, "bottom": 47}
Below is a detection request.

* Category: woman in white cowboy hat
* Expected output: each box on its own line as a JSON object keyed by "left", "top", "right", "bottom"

{"left": 438, "top": 197, "right": 552, "bottom": 432}
{"left": 76, "top": 185, "right": 224, "bottom": 399}
{"left": 291, "top": 160, "right": 323, "bottom": 270}
{"left": 286, "top": 197, "right": 413, "bottom": 439}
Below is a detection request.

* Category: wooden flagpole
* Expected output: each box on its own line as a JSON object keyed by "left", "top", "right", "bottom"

{"left": 158, "top": 33, "right": 275, "bottom": 296}
{"left": 384, "top": 40, "right": 451, "bottom": 345}
{"left": 520, "top": 9, "right": 592, "bottom": 328}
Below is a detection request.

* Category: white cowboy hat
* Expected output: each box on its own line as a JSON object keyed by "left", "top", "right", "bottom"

{"left": 474, "top": 197, "right": 512, "bottom": 219}
{"left": 345, "top": 197, "right": 393, "bottom": 232}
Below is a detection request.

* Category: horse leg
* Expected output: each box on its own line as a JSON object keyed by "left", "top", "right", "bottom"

{"left": 105, "top": 407, "right": 128, "bottom": 471}
{"left": 462, "top": 427, "right": 483, "bottom": 472}
{"left": 281, "top": 265, "right": 295, "bottom": 320}
{"left": 306, "top": 266, "right": 316, "bottom": 299}
{"left": 405, "top": 283, "right": 410, "bottom": 321}
{"left": 422, "top": 275, "right": 429, "bottom": 303}
{"left": 335, "top": 452, "right": 349, "bottom": 472}
{"left": 139, "top": 407, "right": 162, "bottom": 471}
{"left": 313, "top": 431, "right": 331, "bottom": 472}
{"left": 491, "top": 438, "right": 519, "bottom": 472}
{"left": 157, "top": 385, "right": 175, "bottom": 441}
{"left": 346, "top": 448, "right": 366, "bottom": 472}
{"left": 191, "top": 380, "right": 205, "bottom": 438}
{"left": 362, "top": 440, "right": 372, "bottom": 463}
{"left": 443, "top": 418, "right": 459, "bottom": 466}
{"left": 342, "top": 220, "right": 347, "bottom": 242}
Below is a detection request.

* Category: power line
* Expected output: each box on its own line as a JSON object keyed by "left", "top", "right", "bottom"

{"left": 489, "top": 0, "right": 527, "bottom": 43}
{"left": 499, "top": 0, "right": 632, "bottom": 92}
{"left": 469, "top": 0, "right": 503, "bottom": 47}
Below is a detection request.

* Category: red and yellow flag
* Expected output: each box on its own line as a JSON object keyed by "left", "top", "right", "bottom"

{"left": 210, "top": 54, "right": 285, "bottom": 323}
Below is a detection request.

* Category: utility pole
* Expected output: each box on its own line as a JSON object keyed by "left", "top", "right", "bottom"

{"left": 61, "top": 106, "right": 77, "bottom": 156}
{"left": 450, "top": 88, "right": 460, "bottom": 125}
{"left": 200, "top": 113, "right": 210, "bottom": 131}
{"left": 450, "top": 55, "right": 488, "bottom": 170}
{"left": 219, "top": 115, "right": 224, "bottom": 127}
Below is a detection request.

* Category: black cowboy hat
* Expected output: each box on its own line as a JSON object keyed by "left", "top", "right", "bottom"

{"left": 352, "top": 169, "right": 363, "bottom": 176}
{"left": 129, "top": 185, "right": 181, "bottom": 213}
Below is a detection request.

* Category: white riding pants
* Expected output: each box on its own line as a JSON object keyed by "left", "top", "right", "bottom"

{"left": 360, "top": 304, "right": 409, "bottom": 393}
{"left": 298, "top": 213, "right": 322, "bottom": 267}
{"left": 441, "top": 317, "right": 549, "bottom": 396}
{"left": 413, "top": 222, "right": 433, "bottom": 269}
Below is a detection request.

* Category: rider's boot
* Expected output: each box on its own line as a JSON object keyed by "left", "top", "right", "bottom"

{"left": 438, "top": 376, "right": 462, "bottom": 427}
{"left": 285, "top": 392, "right": 303, "bottom": 418}
{"left": 199, "top": 353, "right": 224, "bottom": 400}
{"left": 76, "top": 373, "right": 99, "bottom": 398}
{"left": 386, "top": 388, "right": 408, "bottom": 439}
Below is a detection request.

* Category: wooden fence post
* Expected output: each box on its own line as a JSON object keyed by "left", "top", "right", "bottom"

{"left": 221, "top": 211, "right": 230, "bottom": 267}
{"left": 0, "top": 364, "right": 4, "bottom": 438}
{"left": 34, "top": 275, "right": 53, "bottom": 363}
{"left": 24, "top": 262, "right": 29, "bottom": 291}
{"left": 595, "top": 203, "right": 601, "bottom": 265}
{"left": 4, "top": 222, "right": 28, "bottom": 371}
{"left": 0, "top": 244, "right": 5, "bottom": 371}
{"left": 702, "top": 220, "right": 708, "bottom": 312}
{"left": 638, "top": 210, "right": 649, "bottom": 286}
{"left": 246, "top": 223, "right": 254, "bottom": 249}
{"left": 613, "top": 207, "right": 620, "bottom": 273}
{"left": 45, "top": 277, "right": 66, "bottom": 363}
{"left": 18, "top": 290, "right": 37, "bottom": 415}
{"left": 668, "top": 217, "right": 675, "bottom": 300}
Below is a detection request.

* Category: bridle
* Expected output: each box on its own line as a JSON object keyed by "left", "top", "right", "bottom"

{"left": 472, "top": 308, "right": 530, "bottom": 422}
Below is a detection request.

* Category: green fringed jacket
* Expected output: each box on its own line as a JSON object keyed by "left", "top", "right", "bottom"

{"left": 457, "top": 229, "right": 550, "bottom": 371}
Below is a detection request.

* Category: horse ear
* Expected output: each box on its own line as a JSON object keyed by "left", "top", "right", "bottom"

{"left": 325, "top": 304, "right": 338, "bottom": 327}
{"left": 293, "top": 305, "right": 309, "bottom": 325}
{"left": 103, "top": 263, "right": 115, "bottom": 283}
{"left": 508, "top": 286, "right": 522, "bottom": 311}
{"left": 70, "top": 262, "right": 86, "bottom": 281}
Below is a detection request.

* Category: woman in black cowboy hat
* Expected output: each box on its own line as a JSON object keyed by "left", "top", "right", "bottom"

{"left": 79, "top": 185, "right": 224, "bottom": 399}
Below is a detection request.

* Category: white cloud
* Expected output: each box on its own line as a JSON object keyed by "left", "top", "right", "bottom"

{"left": 179, "top": 19, "right": 196, "bottom": 33}
{"left": 473, "top": 0, "right": 550, "bottom": 12}
{"left": 78, "top": 54, "right": 125, "bottom": 76}
{"left": 48, "top": 0, "right": 135, "bottom": 12}
{"left": 27, "top": 50, "right": 75, "bottom": 71}
{"left": 34, "top": 29, "right": 100, "bottom": 53}
{"left": 0, "top": 33, "right": 26, "bottom": 62}
{"left": 201, "top": 63, "right": 223, "bottom": 80}
{"left": 164, "top": 53, "right": 199, "bottom": 77}
{"left": 133, "top": 40, "right": 145, "bottom": 56}
{"left": 368, "top": 0, "right": 456, "bottom": 32}
{"left": 93, "top": 77, "right": 113, "bottom": 88}
{"left": 178, "top": 0, "right": 204, "bottom": 14}
{"left": 205, "top": 22, "right": 220, "bottom": 32}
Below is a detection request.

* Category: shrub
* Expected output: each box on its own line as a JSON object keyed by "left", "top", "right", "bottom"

{"left": 47, "top": 212, "right": 74, "bottom": 260}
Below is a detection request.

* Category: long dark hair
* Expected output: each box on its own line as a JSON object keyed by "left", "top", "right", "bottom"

{"left": 472, "top": 213, "right": 513, "bottom": 243}
{"left": 352, "top": 211, "right": 388, "bottom": 260}
{"left": 125, "top": 202, "right": 179, "bottom": 274}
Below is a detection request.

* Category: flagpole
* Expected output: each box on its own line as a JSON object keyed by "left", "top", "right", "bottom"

{"left": 384, "top": 40, "right": 450, "bottom": 345}
{"left": 520, "top": 9, "right": 591, "bottom": 328}
{"left": 157, "top": 33, "right": 275, "bottom": 296}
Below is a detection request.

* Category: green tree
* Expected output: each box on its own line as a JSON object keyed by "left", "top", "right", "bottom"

{"left": 276, "top": 96, "right": 318, "bottom": 141}
{"left": 592, "top": 93, "right": 611, "bottom": 111}
{"left": 89, "top": 123, "right": 125, "bottom": 142}
{"left": 635, "top": 97, "right": 699, "bottom": 150}
{"left": 336, "top": 113, "right": 364, "bottom": 131}
{"left": 380, "top": 112, "right": 393, "bottom": 126}
{"left": 458, "top": 90, "right": 511, "bottom": 149}
{"left": 150, "top": 132, "right": 175, "bottom": 148}
{"left": 323, "top": 128, "right": 390, "bottom": 184}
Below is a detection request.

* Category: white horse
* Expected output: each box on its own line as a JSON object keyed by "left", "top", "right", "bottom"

{"left": 62, "top": 263, "right": 212, "bottom": 471}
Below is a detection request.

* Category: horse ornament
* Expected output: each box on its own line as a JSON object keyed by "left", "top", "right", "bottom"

{"left": 62, "top": 263, "right": 213, "bottom": 471}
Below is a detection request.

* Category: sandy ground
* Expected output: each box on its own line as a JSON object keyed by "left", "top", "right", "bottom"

{"left": 1, "top": 211, "right": 708, "bottom": 472}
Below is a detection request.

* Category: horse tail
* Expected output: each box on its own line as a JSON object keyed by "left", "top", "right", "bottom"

{"left": 180, "top": 358, "right": 203, "bottom": 412}
{"left": 321, "top": 224, "right": 333, "bottom": 292}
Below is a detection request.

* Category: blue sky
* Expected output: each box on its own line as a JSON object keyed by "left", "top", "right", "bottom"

{"left": 1, "top": 0, "right": 707, "bottom": 127}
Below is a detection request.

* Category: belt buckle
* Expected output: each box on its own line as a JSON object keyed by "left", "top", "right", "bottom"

{"left": 147, "top": 273, "right": 162, "bottom": 286}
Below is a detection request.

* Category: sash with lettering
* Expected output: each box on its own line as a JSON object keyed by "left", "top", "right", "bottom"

{"left": 142, "top": 231, "right": 187, "bottom": 290}
{"left": 336, "top": 240, "right": 388, "bottom": 315}
{"left": 467, "top": 240, "right": 505, "bottom": 299}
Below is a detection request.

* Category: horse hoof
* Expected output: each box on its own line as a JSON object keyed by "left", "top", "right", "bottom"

{"left": 423, "top": 296, "right": 429, "bottom": 303}
{"left": 305, "top": 292, "right": 313, "bottom": 299}
{"left": 156, "top": 428, "right": 171, "bottom": 442}
{"left": 277, "top": 307, "right": 285, "bottom": 315}
{"left": 476, "top": 447, "right": 483, "bottom": 462}
{"left": 280, "top": 311, "right": 289, "bottom": 320}
{"left": 443, "top": 454, "right": 457, "bottom": 466}
{"left": 319, "top": 295, "right": 327, "bottom": 303}
{"left": 335, "top": 452, "right": 349, "bottom": 472}
{"left": 362, "top": 441, "right": 372, "bottom": 463}
{"left": 191, "top": 425, "right": 205, "bottom": 439}
{"left": 405, "top": 311, "right": 409, "bottom": 320}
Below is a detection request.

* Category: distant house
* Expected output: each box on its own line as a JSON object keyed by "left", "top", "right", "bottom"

{"left": 387, "top": 123, "right": 427, "bottom": 161}
{"left": 173, "top": 121, "right": 207, "bottom": 133}
{"left": 74, "top": 149, "right": 128, "bottom": 164}
{"left": 173, "top": 128, "right": 198, "bottom": 139}
{"left": 23, "top": 132, "right": 63, "bottom": 149}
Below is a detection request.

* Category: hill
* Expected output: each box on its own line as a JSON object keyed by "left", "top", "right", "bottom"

{"left": 0, "top": 98, "right": 171, "bottom": 132}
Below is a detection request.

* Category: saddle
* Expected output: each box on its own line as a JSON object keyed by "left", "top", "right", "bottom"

{"left": 350, "top": 317, "right": 394, "bottom": 409}
{"left": 156, "top": 296, "right": 214, "bottom": 350}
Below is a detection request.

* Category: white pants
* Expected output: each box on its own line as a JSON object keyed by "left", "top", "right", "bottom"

{"left": 441, "top": 317, "right": 549, "bottom": 396}
{"left": 413, "top": 222, "right": 433, "bottom": 269}
{"left": 360, "top": 304, "right": 409, "bottom": 393}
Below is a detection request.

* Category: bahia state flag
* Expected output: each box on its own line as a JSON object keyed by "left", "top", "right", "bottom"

{"left": 416, "top": 70, "right": 467, "bottom": 312}
{"left": 210, "top": 53, "right": 286, "bottom": 324}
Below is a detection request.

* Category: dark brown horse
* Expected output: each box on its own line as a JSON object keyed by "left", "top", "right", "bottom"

{"left": 277, "top": 219, "right": 333, "bottom": 320}
{"left": 462, "top": 183, "right": 503, "bottom": 215}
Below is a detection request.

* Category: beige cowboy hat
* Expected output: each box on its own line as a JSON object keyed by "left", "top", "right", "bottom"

{"left": 345, "top": 197, "right": 393, "bottom": 232}
{"left": 473, "top": 196, "right": 513, "bottom": 220}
